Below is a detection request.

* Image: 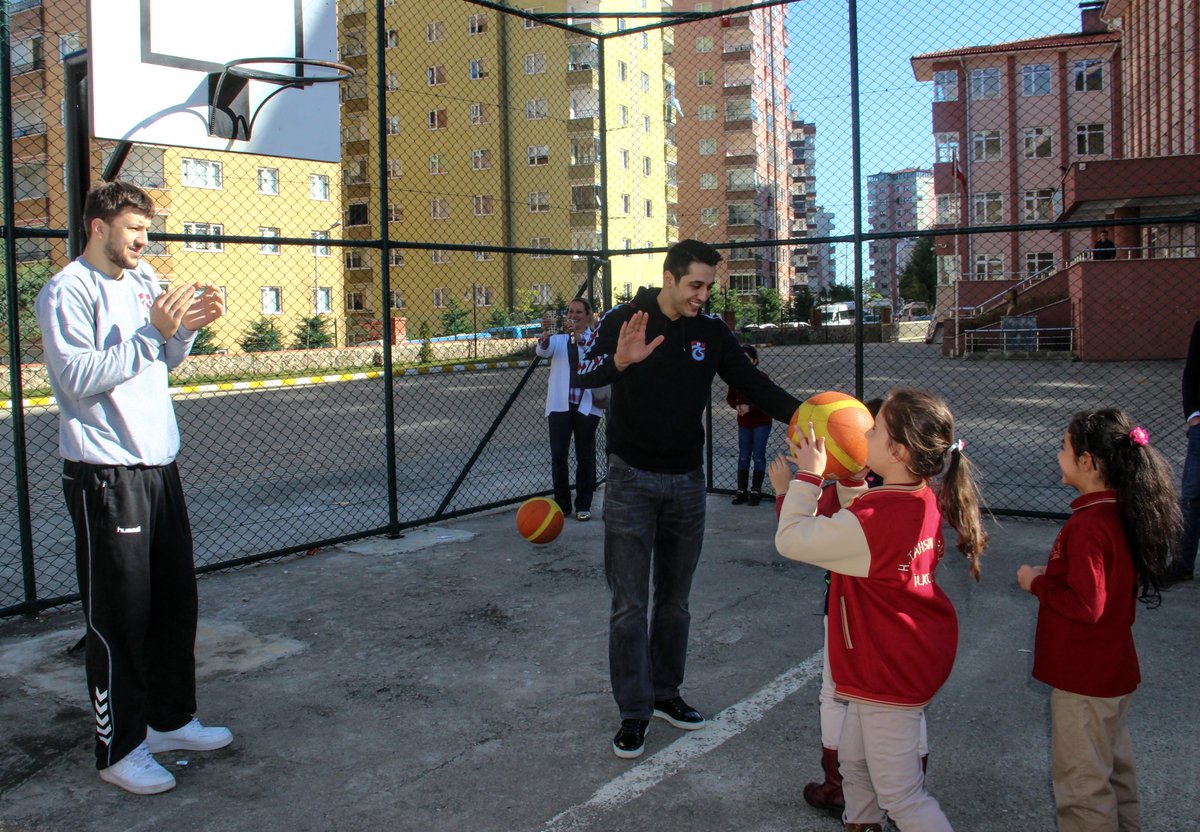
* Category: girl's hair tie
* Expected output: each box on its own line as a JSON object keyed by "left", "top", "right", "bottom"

{"left": 1128, "top": 426, "right": 1149, "bottom": 447}
{"left": 949, "top": 439, "right": 965, "bottom": 454}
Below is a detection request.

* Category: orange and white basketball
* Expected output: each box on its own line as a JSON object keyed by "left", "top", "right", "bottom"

{"left": 516, "top": 497, "right": 564, "bottom": 545}
{"left": 789, "top": 392, "right": 874, "bottom": 480}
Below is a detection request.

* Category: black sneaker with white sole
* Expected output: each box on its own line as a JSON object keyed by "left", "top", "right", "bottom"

{"left": 653, "top": 697, "right": 705, "bottom": 730}
{"left": 612, "top": 718, "right": 649, "bottom": 759}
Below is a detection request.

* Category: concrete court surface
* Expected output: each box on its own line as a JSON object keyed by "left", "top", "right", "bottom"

{"left": 1, "top": 490, "right": 1197, "bottom": 832}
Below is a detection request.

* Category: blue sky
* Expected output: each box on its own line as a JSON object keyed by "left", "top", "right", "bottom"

{"left": 780, "top": 0, "right": 1084, "bottom": 279}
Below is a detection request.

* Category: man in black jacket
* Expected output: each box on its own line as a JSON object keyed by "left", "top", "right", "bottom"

{"left": 1169, "top": 320, "right": 1200, "bottom": 584}
{"left": 576, "top": 239, "right": 801, "bottom": 758}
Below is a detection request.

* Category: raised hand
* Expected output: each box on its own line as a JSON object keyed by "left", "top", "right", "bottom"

{"left": 181, "top": 284, "right": 225, "bottom": 332}
{"left": 767, "top": 455, "right": 793, "bottom": 497}
{"left": 614, "top": 311, "right": 664, "bottom": 371}
{"left": 789, "top": 422, "right": 827, "bottom": 478}
{"left": 151, "top": 282, "right": 199, "bottom": 341}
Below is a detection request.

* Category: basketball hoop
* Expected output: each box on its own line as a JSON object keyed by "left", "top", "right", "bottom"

{"left": 208, "top": 57, "right": 354, "bottom": 141}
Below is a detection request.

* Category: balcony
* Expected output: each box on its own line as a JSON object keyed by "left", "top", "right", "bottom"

{"left": 723, "top": 120, "right": 754, "bottom": 133}
{"left": 722, "top": 83, "right": 752, "bottom": 96}
{"left": 569, "top": 211, "right": 600, "bottom": 231}
{"left": 569, "top": 159, "right": 601, "bottom": 184}
{"left": 12, "top": 122, "right": 46, "bottom": 139}
{"left": 725, "top": 152, "right": 756, "bottom": 166}
{"left": 722, "top": 45, "right": 753, "bottom": 62}
{"left": 567, "top": 67, "right": 599, "bottom": 90}
{"left": 568, "top": 115, "right": 599, "bottom": 133}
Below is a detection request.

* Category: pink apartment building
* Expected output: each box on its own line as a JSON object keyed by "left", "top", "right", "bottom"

{"left": 866, "top": 168, "right": 935, "bottom": 309}
{"left": 668, "top": 2, "right": 795, "bottom": 302}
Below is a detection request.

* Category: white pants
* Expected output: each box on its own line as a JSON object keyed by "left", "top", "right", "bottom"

{"left": 839, "top": 701, "right": 952, "bottom": 831}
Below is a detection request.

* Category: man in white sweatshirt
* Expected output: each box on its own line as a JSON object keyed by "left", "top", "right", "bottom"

{"left": 36, "top": 181, "right": 229, "bottom": 795}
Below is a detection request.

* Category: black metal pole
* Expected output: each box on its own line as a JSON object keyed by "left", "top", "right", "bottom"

{"left": 596, "top": 36, "right": 611, "bottom": 305}
{"left": 374, "top": 0, "right": 400, "bottom": 536}
{"left": 62, "top": 50, "right": 91, "bottom": 259}
{"left": 1, "top": 4, "right": 39, "bottom": 615}
{"left": 848, "top": 0, "right": 864, "bottom": 399}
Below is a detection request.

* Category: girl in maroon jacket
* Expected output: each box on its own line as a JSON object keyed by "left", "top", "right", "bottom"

{"left": 726, "top": 344, "right": 773, "bottom": 505}
{"left": 1017, "top": 409, "right": 1180, "bottom": 832}
{"left": 773, "top": 388, "right": 987, "bottom": 832}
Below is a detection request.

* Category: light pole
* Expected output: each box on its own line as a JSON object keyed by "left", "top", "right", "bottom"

{"left": 312, "top": 220, "right": 340, "bottom": 346}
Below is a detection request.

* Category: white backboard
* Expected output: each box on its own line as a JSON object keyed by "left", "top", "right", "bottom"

{"left": 88, "top": 0, "right": 342, "bottom": 162}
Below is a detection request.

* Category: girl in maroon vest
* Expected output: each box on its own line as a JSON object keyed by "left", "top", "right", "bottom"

{"left": 773, "top": 387, "right": 987, "bottom": 832}
{"left": 1017, "top": 409, "right": 1180, "bottom": 832}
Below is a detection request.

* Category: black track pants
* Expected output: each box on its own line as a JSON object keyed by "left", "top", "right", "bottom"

{"left": 63, "top": 460, "right": 198, "bottom": 769}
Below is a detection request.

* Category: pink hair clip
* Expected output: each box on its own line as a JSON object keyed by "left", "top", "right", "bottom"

{"left": 1129, "top": 426, "right": 1149, "bottom": 446}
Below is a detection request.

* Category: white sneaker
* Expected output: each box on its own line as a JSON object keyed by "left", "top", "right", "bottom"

{"left": 145, "top": 717, "right": 233, "bottom": 753}
{"left": 98, "top": 742, "right": 176, "bottom": 795}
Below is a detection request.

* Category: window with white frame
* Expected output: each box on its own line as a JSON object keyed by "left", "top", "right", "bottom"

{"left": 428, "top": 109, "right": 447, "bottom": 130}
{"left": 728, "top": 168, "right": 757, "bottom": 190}
{"left": 524, "top": 53, "right": 547, "bottom": 74}
{"left": 11, "top": 35, "right": 43, "bottom": 73}
{"left": 1073, "top": 59, "right": 1103, "bottom": 92}
{"left": 530, "top": 237, "right": 551, "bottom": 259}
{"left": 346, "top": 291, "right": 365, "bottom": 311}
{"left": 309, "top": 173, "right": 330, "bottom": 200}
{"left": 257, "top": 166, "right": 279, "bottom": 195}
{"left": 696, "top": 36, "right": 714, "bottom": 53}
{"left": 388, "top": 289, "right": 405, "bottom": 309}
{"left": 472, "top": 149, "right": 492, "bottom": 170}
{"left": 389, "top": 249, "right": 405, "bottom": 267}
{"left": 1022, "top": 127, "right": 1053, "bottom": 158}
{"left": 1026, "top": 251, "right": 1054, "bottom": 275}
{"left": 972, "top": 191, "right": 1003, "bottom": 224}
{"left": 427, "top": 65, "right": 445, "bottom": 86}
{"left": 385, "top": 116, "right": 401, "bottom": 135}
{"left": 620, "top": 149, "right": 630, "bottom": 168}
{"left": 973, "top": 254, "right": 1004, "bottom": 279}
{"left": 385, "top": 73, "right": 400, "bottom": 92}
{"left": 529, "top": 192, "right": 550, "bottom": 213}
{"left": 532, "top": 283, "right": 552, "bottom": 304}
{"left": 1023, "top": 189, "right": 1055, "bottom": 222}
{"left": 725, "top": 98, "right": 754, "bottom": 121}
{"left": 387, "top": 158, "right": 402, "bottom": 179}
{"left": 643, "top": 114, "right": 651, "bottom": 133}
{"left": 935, "top": 195, "right": 960, "bottom": 225}
{"left": 473, "top": 195, "right": 494, "bottom": 216}
{"left": 14, "top": 162, "right": 47, "bottom": 200}
{"left": 473, "top": 285, "right": 495, "bottom": 306}
{"left": 344, "top": 157, "right": 367, "bottom": 184}
{"left": 641, "top": 72, "right": 649, "bottom": 92}
{"left": 935, "top": 132, "right": 959, "bottom": 163}
{"left": 469, "top": 102, "right": 489, "bottom": 124}
{"left": 971, "top": 129, "right": 1001, "bottom": 162}
{"left": 643, "top": 156, "right": 651, "bottom": 176}
{"left": 426, "top": 21, "right": 444, "bottom": 42}
{"left": 527, "top": 145, "right": 549, "bottom": 166}
{"left": 431, "top": 249, "right": 451, "bottom": 264}
{"left": 473, "top": 243, "right": 493, "bottom": 261}
{"left": 525, "top": 99, "right": 547, "bottom": 120}
{"left": 430, "top": 198, "right": 450, "bottom": 220}
{"left": 387, "top": 204, "right": 403, "bottom": 222}
{"left": 700, "top": 207, "right": 719, "bottom": 226}
{"left": 571, "top": 185, "right": 601, "bottom": 212}
{"left": 728, "top": 203, "right": 756, "bottom": 225}
{"left": 183, "top": 222, "right": 223, "bottom": 251}
{"left": 618, "top": 61, "right": 628, "bottom": 81}
{"left": 933, "top": 70, "right": 958, "bottom": 101}
{"left": 313, "top": 287, "right": 332, "bottom": 315}
{"left": 346, "top": 203, "right": 369, "bottom": 226}
{"left": 1076, "top": 123, "right": 1105, "bottom": 155}
{"left": 260, "top": 287, "right": 282, "bottom": 314}
{"left": 696, "top": 104, "right": 715, "bottom": 121}
{"left": 937, "top": 255, "right": 961, "bottom": 285}
{"left": 311, "top": 231, "right": 331, "bottom": 256}
{"left": 181, "top": 158, "right": 222, "bottom": 189}
{"left": 1021, "top": 64, "right": 1051, "bottom": 96}
{"left": 59, "top": 32, "right": 82, "bottom": 60}
{"left": 384, "top": 29, "right": 398, "bottom": 48}
{"left": 699, "top": 138, "right": 717, "bottom": 156}
{"left": 469, "top": 59, "right": 487, "bottom": 80}
{"left": 619, "top": 105, "right": 629, "bottom": 126}
{"left": 621, "top": 194, "right": 631, "bottom": 214}
{"left": 697, "top": 69, "right": 714, "bottom": 87}
{"left": 344, "top": 249, "right": 366, "bottom": 270}
{"left": 699, "top": 173, "right": 718, "bottom": 190}
{"left": 644, "top": 200, "right": 654, "bottom": 218}
{"left": 258, "top": 227, "right": 280, "bottom": 254}
{"left": 432, "top": 288, "right": 449, "bottom": 309}
{"left": 343, "top": 117, "right": 368, "bottom": 143}
{"left": 429, "top": 154, "right": 446, "bottom": 175}
{"left": 468, "top": 13, "right": 487, "bottom": 34}
{"left": 969, "top": 67, "right": 1000, "bottom": 100}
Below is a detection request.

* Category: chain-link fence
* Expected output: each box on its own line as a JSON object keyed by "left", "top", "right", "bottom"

{"left": 3, "top": 0, "right": 1196, "bottom": 616}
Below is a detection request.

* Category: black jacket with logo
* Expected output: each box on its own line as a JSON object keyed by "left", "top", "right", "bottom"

{"left": 576, "top": 287, "right": 800, "bottom": 473}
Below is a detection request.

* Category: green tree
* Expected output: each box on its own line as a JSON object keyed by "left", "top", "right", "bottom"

{"left": 239, "top": 318, "right": 283, "bottom": 352}
{"left": 291, "top": 315, "right": 334, "bottom": 350}
{"left": 898, "top": 236, "right": 937, "bottom": 304}
{"left": 440, "top": 297, "right": 470, "bottom": 335}
{"left": 788, "top": 287, "right": 814, "bottom": 323}
{"left": 757, "top": 287, "right": 782, "bottom": 325}
{"left": 1, "top": 260, "right": 55, "bottom": 348}
{"left": 486, "top": 307, "right": 514, "bottom": 329}
{"left": 189, "top": 326, "right": 220, "bottom": 355}
{"left": 417, "top": 320, "right": 434, "bottom": 363}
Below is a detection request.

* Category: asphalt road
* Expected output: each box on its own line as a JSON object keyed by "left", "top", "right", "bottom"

{"left": 1, "top": 340, "right": 1184, "bottom": 612}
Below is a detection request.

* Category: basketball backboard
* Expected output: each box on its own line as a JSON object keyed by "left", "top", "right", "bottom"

{"left": 87, "top": 0, "right": 342, "bottom": 162}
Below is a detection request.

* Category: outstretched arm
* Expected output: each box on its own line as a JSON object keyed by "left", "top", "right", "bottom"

{"left": 614, "top": 311, "right": 664, "bottom": 371}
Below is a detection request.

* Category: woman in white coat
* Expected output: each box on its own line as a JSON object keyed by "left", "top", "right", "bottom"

{"left": 536, "top": 298, "right": 603, "bottom": 520}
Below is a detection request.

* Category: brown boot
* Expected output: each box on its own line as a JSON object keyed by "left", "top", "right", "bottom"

{"left": 803, "top": 746, "right": 844, "bottom": 817}
{"left": 843, "top": 825, "right": 884, "bottom": 832}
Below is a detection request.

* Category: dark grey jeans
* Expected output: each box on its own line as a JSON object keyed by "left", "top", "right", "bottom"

{"left": 604, "top": 454, "right": 707, "bottom": 720}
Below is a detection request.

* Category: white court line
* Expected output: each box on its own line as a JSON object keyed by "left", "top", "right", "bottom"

{"left": 542, "top": 651, "right": 824, "bottom": 832}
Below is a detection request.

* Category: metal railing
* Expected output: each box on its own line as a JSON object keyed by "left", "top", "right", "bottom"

{"left": 964, "top": 327, "right": 1075, "bottom": 354}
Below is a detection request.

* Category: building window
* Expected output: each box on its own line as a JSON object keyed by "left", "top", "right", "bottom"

{"left": 258, "top": 227, "right": 280, "bottom": 254}
{"left": 571, "top": 185, "right": 601, "bottom": 212}
{"left": 474, "top": 243, "right": 494, "bottom": 262}
{"left": 1023, "top": 189, "right": 1055, "bottom": 222}
{"left": 1022, "top": 127, "right": 1053, "bottom": 159}
{"left": 385, "top": 116, "right": 401, "bottom": 136}
{"left": 180, "top": 158, "right": 222, "bottom": 189}
{"left": 11, "top": 35, "right": 43, "bottom": 74}
{"left": 644, "top": 199, "right": 653, "bottom": 218}
{"left": 346, "top": 291, "right": 366, "bottom": 312}
{"left": 700, "top": 207, "right": 719, "bottom": 226}
{"left": 527, "top": 145, "right": 549, "bottom": 166}
{"left": 469, "top": 59, "right": 487, "bottom": 80}
{"left": 384, "top": 29, "right": 398, "bottom": 48}
{"left": 1021, "top": 64, "right": 1052, "bottom": 97}
{"left": 426, "top": 21, "right": 444, "bottom": 42}
{"left": 971, "top": 130, "right": 1002, "bottom": 162}
{"left": 699, "top": 138, "right": 717, "bottom": 156}
{"left": 472, "top": 149, "right": 492, "bottom": 170}
{"left": 643, "top": 114, "right": 651, "bottom": 133}
{"left": 428, "top": 109, "right": 447, "bottom": 130}
{"left": 344, "top": 249, "right": 367, "bottom": 270}
{"left": 387, "top": 159, "right": 402, "bottom": 179}
{"left": 182, "top": 222, "right": 224, "bottom": 251}
{"left": 696, "top": 105, "right": 716, "bottom": 121}
{"left": 1073, "top": 59, "right": 1103, "bottom": 92}
{"left": 260, "top": 287, "right": 282, "bottom": 314}
{"left": 59, "top": 32, "right": 82, "bottom": 60}
{"left": 641, "top": 72, "right": 650, "bottom": 92}
{"left": 525, "top": 99, "right": 548, "bottom": 120}
{"left": 697, "top": 69, "right": 715, "bottom": 87}
{"left": 383, "top": 289, "right": 403, "bottom": 310}
{"left": 389, "top": 250, "right": 405, "bottom": 267}
{"left": 643, "top": 157, "right": 651, "bottom": 176}
{"left": 973, "top": 254, "right": 1004, "bottom": 279}
{"left": 256, "top": 167, "right": 279, "bottom": 195}
{"left": 620, "top": 194, "right": 631, "bottom": 214}
{"left": 696, "top": 36, "right": 714, "bottom": 53}
{"left": 933, "top": 70, "right": 958, "bottom": 102}
{"left": 426, "top": 65, "right": 446, "bottom": 86}
{"left": 530, "top": 237, "right": 552, "bottom": 259}
{"left": 143, "top": 214, "right": 167, "bottom": 256}
{"left": 431, "top": 249, "right": 451, "bottom": 264}
{"left": 472, "top": 285, "right": 494, "bottom": 306}
{"left": 313, "top": 287, "right": 333, "bottom": 315}
{"left": 619, "top": 105, "right": 629, "bottom": 126}
{"left": 430, "top": 199, "right": 450, "bottom": 220}
{"left": 969, "top": 67, "right": 1000, "bottom": 100}
{"left": 387, "top": 204, "right": 404, "bottom": 222}
{"left": 344, "top": 157, "right": 367, "bottom": 185}
{"left": 620, "top": 149, "right": 630, "bottom": 168}
{"left": 699, "top": 173, "right": 718, "bottom": 190}
{"left": 469, "top": 102, "right": 490, "bottom": 124}
{"left": 725, "top": 98, "right": 754, "bottom": 121}
{"left": 428, "top": 154, "right": 446, "bottom": 175}
{"left": 524, "top": 53, "right": 547, "bottom": 74}
{"left": 14, "top": 162, "right": 47, "bottom": 200}
{"left": 935, "top": 132, "right": 959, "bottom": 163}
{"left": 528, "top": 192, "right": 550, "bottom": 213}
{"left": 473, "top": 195, "right": 494, "bottom": 216}
{"left": 1076, "top": 123, "right": 1105, "bottom": 155}
{"left": 972, "top": 192, "right": 1003, "bottom": 224}
{"left": 311, "top": 231, "right": 331, "bottom": 256}
{"left": 346, "top": 203, "right": 369, "bottom": 226}
{"left": 935, "top": 195, "right": 961, "bottom": 224}
{"left": 728, "top": 168, "right": 757, "bottom": 190}
{"left": 309, "top": 173, "right": 330, "bottom": 200}
{"left": 385, "top": 73, "right": 400, "bottom": 92}
{"left": 1026, "top": 251, "right": 1054, "bottom": 275}
{"left": 468, "top": 13, "right": 487, "bottom": 34}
